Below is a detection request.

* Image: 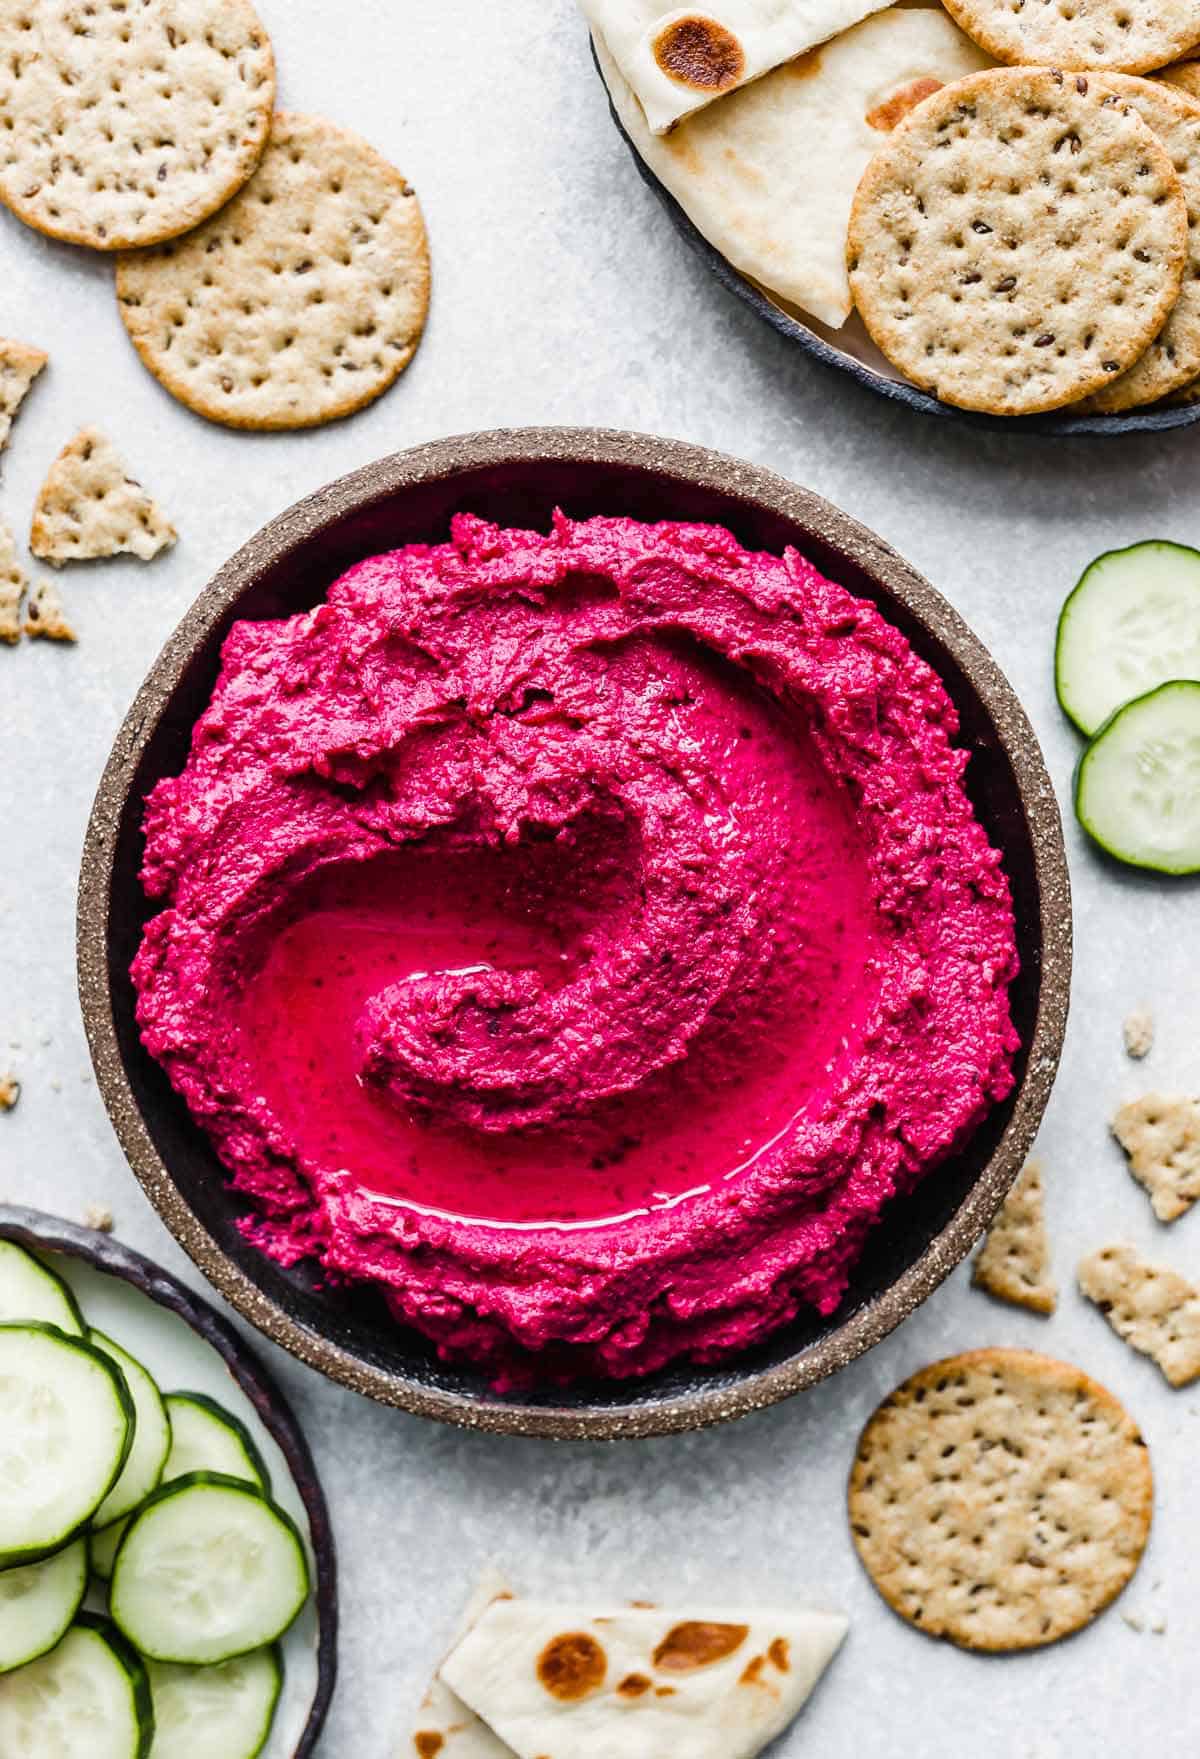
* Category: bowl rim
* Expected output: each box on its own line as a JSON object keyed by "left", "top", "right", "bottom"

{"left": 594, "top": 44, "right": 1200, "bottom": 438}
{"left": 77, "top": 425, "right": 1072, "bottom": 1441}
{"left": 0, "top": 1203, "right": 337, "bottom": 1753}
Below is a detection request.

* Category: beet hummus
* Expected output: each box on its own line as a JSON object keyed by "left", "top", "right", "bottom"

{"left": 133, "top": 512, "right": 1020, "bottom": 1385}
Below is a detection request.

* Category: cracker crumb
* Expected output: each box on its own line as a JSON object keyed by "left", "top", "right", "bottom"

{"left": 1123, "top": 1009, "right": 1155, "bottom": 1060}
{"left": 0, "top": 1073, "right": 20, "bottom": 1112}
{"left": 1150, "top": 1614, "right": 1167, "bottom": 1635}
{"left": 1122, "top": 1611, "right": 1145, "bottom": 1633}
{"left": 1112, "top": 1094, "right": 1200, "bottom": 1222}
{"left": 83, "top": 1204, "right": 113, "bottom": 1234}
{"left": 1079, "top": 1243, "right": 1200, "bottom": 1387}
{"left": 972, "top": 1158, "right": 1056, "bottom": 1314}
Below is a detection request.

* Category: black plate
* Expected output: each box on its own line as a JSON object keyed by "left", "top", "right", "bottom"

{"left": 0, "top": 1205, "right": 336, "bottom": 1754}
{"left": 596, "top": 44, "right": 1200, "bottom": 437}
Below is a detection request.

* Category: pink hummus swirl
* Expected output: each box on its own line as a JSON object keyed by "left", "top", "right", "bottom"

{"left": 133, "top": 512, "right": 1020, "bottom": 1385}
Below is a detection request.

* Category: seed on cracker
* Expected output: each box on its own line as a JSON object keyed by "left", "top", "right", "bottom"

{"left": 0, "top": 518, "right": 28, "bottom": 645}
{"left": 943, "top": 0, "right": 1200, "bottom": 75}
{"left": 0, "top": 0, "right": 275, "bottom": 251}
{"left": 848, "top": 1349, "right": 1153, "bottom": 1652}
{"left": 1123, "top": 1008, "right": 1155, "bottom": 1060}
{"left": 847, "top": 68, "right": 1189, "bottom": 415}
{"left": 1083, "top": 78, "right": 1200, "bottom": 412}
{"left": 115, "top": 111, "right": 431, "bottom": 432}
{"left": 0, "top": 1073, "right": 19, "bottom": 1111}
{"left": 1080, "top": 1244, "right": 1200, "bottom": 1388}
{"left": 1112, "top": 1093, "right": 1200, "bottom": 1223}
{"left": 972, "top": 1158, "right": 1056, "bottom": 1315}
{"left": 31, "top": 428, "right": 176, "bottom": 565}
{"left": 0, "top": 338, "right": 47, "bottom": 454}
{"left": 24, "top": 579, "right": 76, "bottom": 643}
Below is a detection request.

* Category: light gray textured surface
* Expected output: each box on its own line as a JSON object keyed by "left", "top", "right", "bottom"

{"left": 2, "top": 2, "right": 1199, "bottom": 1753}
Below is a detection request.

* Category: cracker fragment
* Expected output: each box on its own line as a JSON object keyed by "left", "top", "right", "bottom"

{"left": 31, "top": 428, "right": 176, "bottom": 565}
{"left": 23, "top": 579, "right": 76, "bottom": 643}
{"left": 1112, "top": 1094, "right": 1200, "bottom": 1222}
{"left": 1083, "top": 79, "right": 1200, "bottom": 412}
{"left": 0, "top": 0, "right": 275, "bottom": 251}
{"left": 1123, "top": 1008, "right": 1155, "bottom": 1060}
{"left": 1079, "top": 1244, "right": 1200, "bottom": 1388}
{"left": 972, "top": 1158, "right": 1056, "bottom": 1314}
{"left": 942, "top": 0, "right": 1200, "bottom": 75}
{"left": 0, "top": 518, "right": 28, "bottom": 645}
{"left": 847, "top": 69, "right": 1188, "bottom": 416}
{"left": 848, "top": 1349, "right": 1153, "bottom": 1652}
{"left": 0, "top": 338, "right": 47, "bottom": 453}
{"left": 0, "top": 1073, "right": 19, "bottom": 1111}
{"left": 115, "top": 112, "right": 431, "bottom": 431}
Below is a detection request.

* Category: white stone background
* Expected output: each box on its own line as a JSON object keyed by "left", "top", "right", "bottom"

{"left": 2, "top": 2, "right": 1199, "bottom": 1753}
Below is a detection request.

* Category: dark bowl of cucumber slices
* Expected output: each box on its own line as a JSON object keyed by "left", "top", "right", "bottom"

{"left": 0, "top": 1207, "right": 336, "bottom": 1757}
{"left": 1057, "top": 540, "right": 1200, "bottom": 877}
{"left": 78, "top": 428, "right": 1073, "bottom": 1440}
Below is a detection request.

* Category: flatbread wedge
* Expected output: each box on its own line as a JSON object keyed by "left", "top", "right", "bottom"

{"left": 596, "top": 9, "right": 989, "bottom": 330}
{"left": 408, "top": 1571, "right": 516, "bottom": 1758}
{"left": 440, "top": 1599, "right": 846, "bottom": 1759}
{"left": 580, "top": 0, "right": 893, "bottom": 134}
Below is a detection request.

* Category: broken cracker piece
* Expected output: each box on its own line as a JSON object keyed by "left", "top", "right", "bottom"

{"left": 24, "top": 579, "right": 76, "bottom": 643}
{"left": 1112, "top": 1094, "right": 1200, "bottom": 1222}
{"left": 0, "top": 1073, "right": 19, "bottom": 1112}
{"left": 0, "top": 338, "right": 47, "bottom": 454}
{"left": 31, "top": 428, "right": 176, "bottom": 565}
{"left": 1079, "top": 1243, "right": 1200, "bottom": 1388}
{"left": 0, "top": 518, "right": 29, "bottom": 644}
{"left": 1123, "top": 1009, "right": 1155, "bottom": 1060}
{"left": 972, "top": 1158, "right": 1056, "bottom": 1315}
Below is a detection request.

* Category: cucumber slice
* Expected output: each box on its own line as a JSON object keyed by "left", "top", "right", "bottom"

{"left": 0, "top": 1323, "right": 133, "bottom": 1568}
{"left": 90, "top": 1333, "right": 171, "bottom": 1530}
{"left": 147, "top": 1646, "right": 282, "bottom": 1759}
{"left": 1057, "top": 540, "right": 1200, "bottom": 736}
{"left": 111, "top": 1474, "right": 310, "bottom": 1665}
{"left": 0, "top": 1613, "right": 154, "bottom": 1757}
{"left": 0, "top": 1540, "right": 87, "bottom": 1674}
{"left": 1076, "top": 681, "right": 1200, "bottom": 874}
{"left": 162, "top": 1394, "right": 271, "bottom": 1494}
{"left": 91, "top": 1392, "right": 270, "bottom": 1583}
{"left": 0, "top": 1241, "right": 84, "bottom": 1335}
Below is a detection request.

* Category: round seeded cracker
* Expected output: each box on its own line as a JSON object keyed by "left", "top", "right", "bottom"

{"left": 942, "top": 0, "right": 1200, "bottom": 76}
{"left": 847, "top": 68, "right": 1189, "bottom": 415}
{"left": 848, "top": 1349, "right": 1153, "bottom": 1653}
{"left": 115, "top": 112, "right": 430, "bottom": 430}
{"left": 1084, "top": 77, "right": 1200, "bottom": 411}
{"left": 0, "top": 0, "right": 275, "bottom": 250}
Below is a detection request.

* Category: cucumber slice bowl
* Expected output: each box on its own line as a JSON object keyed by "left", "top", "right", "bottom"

{"left": 0, "top": 1614, "right": 153, "bottom": 1758}
{"left": 0, "top": 1540, "right": 87, "bottom": 1674}
{"left": 111, "top": 1474, "right": 311, "bottom": 1666}
{"left": 0, "top": 1323, "right": 133, "bottom": 1567}
{"left": 0, "top": 1241, "right": 84, "bottom": 1335}
{"left": 1076, "top": 681, "right": 1200, "bottom": 875}
{"left": 147, "top": 1646, "right": 282, "bottom": 1759}
{"left": 1057, "top": 540, "right": 1200, "bottom": 737}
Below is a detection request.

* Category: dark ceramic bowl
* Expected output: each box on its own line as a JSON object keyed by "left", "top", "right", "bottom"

{"left": 0, "top": 1205, "right": 336, "bottom": 1754}
{"left": 78, "top": 428, "right": 1071, "bottom": 1440}
{"left": 596, "top": 47, "right": 1200, "bottom": 438}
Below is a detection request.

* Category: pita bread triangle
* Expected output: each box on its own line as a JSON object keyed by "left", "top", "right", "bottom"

{"left": 30, "top": 427, "right": 177, "bottom": 565}
{"left": 409, "top": 1572, "right": 518, "bottom": 1758}
{"left": 440, "top": 1599, "right": 846, "bottom": 1759}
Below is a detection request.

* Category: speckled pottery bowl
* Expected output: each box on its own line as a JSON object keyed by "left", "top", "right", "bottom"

{"left": 78, "top": 427, "right": 1071, "bottom": 1440}
{"left": 596, "top": 49, "right": 1200, "bottom": 439}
